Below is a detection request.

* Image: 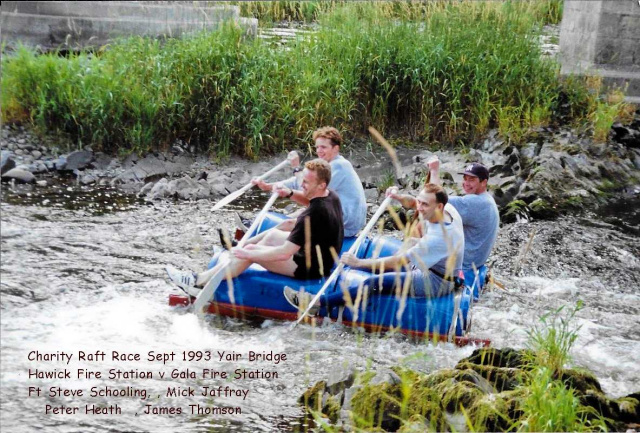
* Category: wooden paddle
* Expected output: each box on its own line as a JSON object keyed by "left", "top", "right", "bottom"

{"left": 211, "top": 151, "right": 299, "bottom": 211}
{"left": 292, "top": 195, "right": 394, "bottom": 326}
{"left": 193, "top": 192, "right": 280, "bottom": 315}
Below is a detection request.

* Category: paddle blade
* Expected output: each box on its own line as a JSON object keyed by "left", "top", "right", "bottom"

{"left": 211, "top": 155, "right": 293, "bottom": 212}
{"left": 192, "top": 259, "right": 228, "bottom": 315}
{"left": 192, "top": 280, "right": 215, "bottom": 316}
{"left": 211, "top": 187, "right": 249, "bottom": 211}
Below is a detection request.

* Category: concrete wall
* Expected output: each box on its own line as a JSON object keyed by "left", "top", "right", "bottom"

{"left": 595, "top": 0, "right": 640, "bottom": 67}
{"left": 558, "top": 0, "right": 603, "bottom": 73}
{"left": 559, "top": 0, "right": 640, "bottom": 102}
{"left": 1, "top": 1, "right": 257, "bottom": 51}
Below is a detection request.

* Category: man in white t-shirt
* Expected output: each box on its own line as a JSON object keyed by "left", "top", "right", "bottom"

{"left": 284, "top": 184, "right": 465, "bottom": 311}
{"left": 386, "top": 157, "right": 499, "bottom": 272}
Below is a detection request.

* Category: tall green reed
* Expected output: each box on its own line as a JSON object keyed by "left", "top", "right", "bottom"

{"left": 511, "top": 302, "right": 609, "bottom": 432}
{"left": 2, "top": 1, "right": 606, "bottom": 157}
{"left": 513, "top": 367, "right": 608, "bottom": 432}
{"left": 525, "top": 301, "right": 583, "bottom": 376}
{"left": 228, "top": 1, "right": 564, "bottom": 26}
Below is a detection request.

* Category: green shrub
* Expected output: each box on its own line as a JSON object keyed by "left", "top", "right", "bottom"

{"left": 513, "top": 367, "right": 608, "bottom": 432}
{"left": 525, "top": 302, "right": 583, "bottom": 376}
{"left": 3, "top": 1, "right": 617, "bottom": 157}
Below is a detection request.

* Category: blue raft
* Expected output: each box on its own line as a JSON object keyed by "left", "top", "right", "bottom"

{"left": 169, "top": 212, "right": 490, "bottom": 346}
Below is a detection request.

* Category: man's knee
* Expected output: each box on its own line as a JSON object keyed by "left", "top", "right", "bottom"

{"left": 262, "top": 229, "right": 287, "bottom": 246}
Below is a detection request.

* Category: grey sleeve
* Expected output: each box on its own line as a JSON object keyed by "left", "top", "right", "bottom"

{"left": 282, "top": 176, "right": 299, "bottom": 190}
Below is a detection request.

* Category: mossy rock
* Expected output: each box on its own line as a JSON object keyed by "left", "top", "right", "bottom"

{"left": 397, "top": 414, "right": 435, "bottom": 433}
{"left": 391, "top": 366, "right": 424, "bottom": 384}
{"left": 465, "top": 388, "right": 527, "bottom": 432}
{"left": 560, "top": 368, "right": 603, "bottom": 394}
{"left": 413, "top": 368, "right": 495, "bottom": 412}
{"left": 529, "top": 198, "right": 558, "bottom": 218}
{"left": 432, "top": 377, "right": 486, "bottom": 412}
{"left": 579, "top": 389, "right": 640, "bottom": 429}
{"left": 563, "top": 194, "right": 586, "bottom": 209}
{"left": 350, "top": 382, "right": 403, "bottom": 431}
{"left": 355, "top": 369, "right": 378, "bottom": 386}
{"left": 405, "top": 381, "right": 448, "bottom": 431}
{"left": 322, "top": 395, "right": 341, "bottom": 424}
{"left": 299, "top": 380, "right": 326, "bottom": 411}
{"left": 456, "top": 362, "right": 525, "bottom": 392}
{"left": 502, "top": 388, "right": 527, "bottom": 421}
{"left": 455, "top": 369, "right": 498, "bottom": 394}
{"left": 467, "top": 392, "right": 517, "bottom": 432}
{"left": 458, "top": 347, "right": 532, "bottom": 369}
{"left": 617, "top": 392, "right": 639, "bottom": 423}
{"left": 502, "top": 199, "right": 529, "bottom": 221}
{"left": 350, "top": 376, "right": 448, "bottom": 432}
{"left": 579, "top": 389, "right": 624, "bottom": 430}
{"left": 415, "top": 369, "right": 459, "bottom": 389}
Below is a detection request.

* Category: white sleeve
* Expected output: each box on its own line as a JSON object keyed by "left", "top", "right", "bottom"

{"left": 405, "top": 226, "right": 449, "bottom": 270}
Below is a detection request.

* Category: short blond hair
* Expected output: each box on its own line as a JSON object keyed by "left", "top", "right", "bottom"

{"left": 422, "top": 183, "right": 448, "bottom": 206}
{"left": 312, "top": 126, "right": 342, "bottom": 147}
{"left": 305, "top": 158, "right": 331, "bottom": 186}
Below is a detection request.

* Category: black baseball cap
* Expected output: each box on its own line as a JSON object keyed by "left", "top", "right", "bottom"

{"left": 459, "top": 163, "right": 489, "bottom": 181}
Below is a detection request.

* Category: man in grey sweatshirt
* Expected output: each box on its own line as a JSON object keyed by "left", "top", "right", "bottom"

{"left": 253, "top": 126, "right": 366, "bottom": 238}
{"left": 427, "top": 157, "right": 499, "bottom": 271}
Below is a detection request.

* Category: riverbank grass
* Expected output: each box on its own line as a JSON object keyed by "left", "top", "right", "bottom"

{"left": 0, "top": 1, "right": 626, "bottom": 157}
{"left": 231, "top": 0, "right": 564, "bottom": 26}
{"left": 525, "top": 302, "right": 582, "bottom": 376}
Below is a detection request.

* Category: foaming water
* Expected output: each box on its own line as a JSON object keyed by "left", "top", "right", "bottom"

{"left": 1, "top": 185, "right": 639, "bottom": 431}
{"left": 472, "top": 274, "right": 640, "bottom": 397}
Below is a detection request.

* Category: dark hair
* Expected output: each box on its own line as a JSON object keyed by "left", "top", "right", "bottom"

{"left": 423, "top": 183, "right": 448, "bottom": 206}
{"left": 312, "top": 126, "right": 342, "bottom": 147}
{"left": 305, "top": 158, "right": 331, "bottom": 186}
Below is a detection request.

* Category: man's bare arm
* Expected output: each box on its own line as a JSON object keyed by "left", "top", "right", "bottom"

{"left": 426, "top": 155, "right": 442, "bottom": 186}
{"left": 340, "top": 252, "right": 409, "bottom": 273}
{"left": 275, "top": 218, "right": 296, "bottom": 232}
{"left": 290, "top": 191, "right": 310, "bottom": 207}
{"left": 385, "top": 187, "right": 417, "bottom": 209}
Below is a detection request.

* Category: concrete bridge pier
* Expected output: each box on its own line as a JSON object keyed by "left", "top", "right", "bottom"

{"left": 0, "top": 1, "right": 257, "bottom": 52}
{"left": 559, "top": 0, "right": 640, "bottom": 103}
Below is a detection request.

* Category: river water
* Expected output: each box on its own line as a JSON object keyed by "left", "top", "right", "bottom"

{"left": 1, "top": 181, "right": 639, "bottom": 432}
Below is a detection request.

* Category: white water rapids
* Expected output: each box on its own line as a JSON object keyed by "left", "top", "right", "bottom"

{"left": 1, "top": 186, "right": 639, "bottom": 432}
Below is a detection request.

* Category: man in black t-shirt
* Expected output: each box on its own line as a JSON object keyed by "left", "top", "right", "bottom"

{"left": 287, "top": 167, "right": 344, "bottom": 279}
{"left": 166, "top": 159, "right": 344, "bottom": 297}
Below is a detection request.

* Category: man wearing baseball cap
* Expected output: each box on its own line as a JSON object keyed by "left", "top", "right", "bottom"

{"left": 426, "top": 157, "right": 499, "bottom": 271}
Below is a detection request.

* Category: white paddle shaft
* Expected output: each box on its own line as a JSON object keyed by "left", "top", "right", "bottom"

{"left": 293, "top": 195, "right": 394, "bottom": 326}
{"left": 212, "top": 156, "right": 295, "bottom": 211}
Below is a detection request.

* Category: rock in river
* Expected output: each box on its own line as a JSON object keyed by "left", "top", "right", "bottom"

{"left": 1, "top": 168, "right": 35, "bottom": 184}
